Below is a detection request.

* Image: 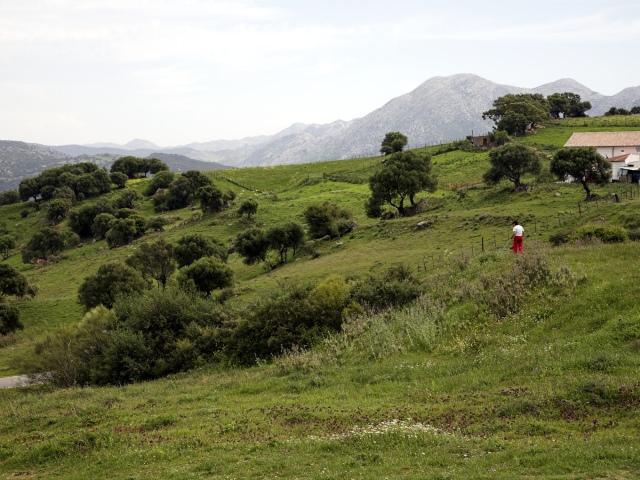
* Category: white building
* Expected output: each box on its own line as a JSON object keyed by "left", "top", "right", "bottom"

{"left": 564, "top": 131, "right": 640, "bottom": 159}
{"left": 564, "top": 131, "right": 640, "bottom": 181}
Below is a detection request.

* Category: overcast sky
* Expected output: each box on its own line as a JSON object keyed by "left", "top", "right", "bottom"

{"left": 1, "top": 0, "right": 639, "bottom": 146}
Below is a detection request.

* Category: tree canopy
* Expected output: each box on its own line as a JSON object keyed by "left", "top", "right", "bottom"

{"left": 483, "top": 94, "right": 549, "bottom": 136}
{"left": 367, "top": 150, "right": 437, "bottom": 216}
{"left": 380, "top": 132, "right": 408, "bottom": 155}
{"left": 483, "top": 143, "right": 541, "bottom": 190}
{"left": 550, "top": 147, "right": 611, "bottom": 199}
{"left": 547, "top": 92, "right": 591, "bottom": 118}
{"left": 126, "top": 239, "right": 176, "bottom": 289}
{"left": 78, "top": 262, "right": 147, "bottom": 309}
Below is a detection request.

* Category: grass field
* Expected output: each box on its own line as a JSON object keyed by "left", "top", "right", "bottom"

{"left": 1, "top": 117, "right": 640, "bottom": 478}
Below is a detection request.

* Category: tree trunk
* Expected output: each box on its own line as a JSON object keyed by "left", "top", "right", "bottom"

{"left": 581, "top": 180, "right": 591, "bottom": 200}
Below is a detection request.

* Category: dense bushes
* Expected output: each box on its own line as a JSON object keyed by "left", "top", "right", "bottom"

{"left": 28, "top": 289, "right": 227, "bottom": 386}
{"left": 45, "top": 198, "right": 72, "bottom": 224}
{"left": 227, "top": 276, "right": 352, "bottom": 364}
{"left": 0, "top": 264, "right": 32, "bottom": 298}
{"left": 109, "top": 171, "right": 128, "bottom": 189}
{"left": 0, "top": 190, "right": 19, "bottom": 206}
{"left": 351, "top": 265, "right": 422, "bottom": 310}
{"left": 78, "top": 262, "right": 147, "bottom": 310}
{"left": 0, "top": 305, "right": 22, "bottom": 336}
{"left": 22, "top": 227, "right": 67, "bottom": 263}
{"left": 112, "top": 189, "right": 142, "bottom": 209}
{"left": 145, "top": 170, "right": 174, "bottom": 196}
{"left": 0, "top": 235, "right": 16, "bottom": 259}
{"left": 19, "top": 163, "right": 111, "bottom": 202}
{"left": 174, "top": 234, "right": 228, "bottom": 267}
{"left": 105, "top": 218, "right": 145, "bottom": 248}
{"left": 303, "top": 202, "right": 355, "bottom": 239}
{"left": 69, "top": 201, "right": 114, "bottom": 237}
{"left": 576, "top": 225, "right": 627, "bottom": 243}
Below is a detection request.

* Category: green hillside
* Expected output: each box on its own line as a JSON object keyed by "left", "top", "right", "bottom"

{"left": 1, "top": 117, "right": 640, "bottom": 478}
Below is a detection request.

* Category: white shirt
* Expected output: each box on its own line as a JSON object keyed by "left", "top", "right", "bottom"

{"left": 513, "top": 225, "right": 524, "bottom": 237}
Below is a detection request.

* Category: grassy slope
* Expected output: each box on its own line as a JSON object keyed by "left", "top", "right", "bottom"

{"left": 1, "top": 117, "right": 640, "bottom": 478}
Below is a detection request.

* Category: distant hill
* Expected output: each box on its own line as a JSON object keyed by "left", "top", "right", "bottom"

{"left": 0, "top": 141, "right": 228, "bottom": 191}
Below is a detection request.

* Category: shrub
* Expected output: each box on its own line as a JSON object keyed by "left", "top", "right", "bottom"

{"left": 112, "top": 189, "right": 142, "bottom": 209}
{"left": 238, "top": 199, "right": 258, "bottom": 219}
{"left": 0, "top": 235, "right": 16, "bottom": 259}
{"left": 303, "top": 202, "right": 355, "bottom": 239}
{"left": 145, "top": 170, "right": 174, "bottom": 196}
{"left": 0, "top": 305, "right": 22, "bottom": 336}
{"left": 78, "top": 262, "right": 147, "bottom": 309}
{"left": 91, "top": 213, "right": 116, "bottom": 240}
{"left": 0, "top": 190, "right": 20, "bottom": 205}
{"left": 105, "top": 218, "right": 144, "bottom": 248}
{"left": 0, "top": 264, "right": 31, "bottom": 298}
{"left": 576, "top": 225, "right": 627, "bottom": 243}
{"left": 110, "top": 171, "right": 128, "bottom": 189}
{"left": 174, "top": 234, "right": 228, "bottom": 267}
{"left": 45, "top": 199, "right": 72, "bottom": 224}
{"left": 351, "top": 265, "right": 422, "bottom": 310}
{"left": 177, "top": 257, "right": 233, "bottom": 296}
{"left": 22, "top": 227, "right": 66, "bottom": 263}
{"left": 227, "top": 277, "right": 351, "bottom": 364}
{"left": 146, "top": 216, "right": 169, "bottom": 232}
{"left": 549, "top": 231, "right": 571, "bottom": 247}
{"left": 198, "top": 185, "right": 227, "bottom": 213}
{"left": 52, "top": 186, "right": 76, "bottom": 203}
{"left": 628, "top": 229, "right": 640, "bottom": 241}
{"left": 69, "top": 201, "right": 114, "bottom": 237}
{"left": 234, "top": 228, "right": 269, "bottom": 265}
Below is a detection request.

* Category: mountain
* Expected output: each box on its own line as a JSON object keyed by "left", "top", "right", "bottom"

{"left": 145, "top": 152, "right": 228, "bottom": 172}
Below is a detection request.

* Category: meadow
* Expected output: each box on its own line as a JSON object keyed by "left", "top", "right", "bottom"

{"left": 1, "top": 117, "right": 640, "bottom": 478}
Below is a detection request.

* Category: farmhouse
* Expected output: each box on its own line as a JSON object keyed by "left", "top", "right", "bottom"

{"left": 564, "top": 132, "right": 640, "bottom": 181}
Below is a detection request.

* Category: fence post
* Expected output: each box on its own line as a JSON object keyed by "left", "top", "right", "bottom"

{"left": 481, "top": 236, "right": 485, "bottom": 253}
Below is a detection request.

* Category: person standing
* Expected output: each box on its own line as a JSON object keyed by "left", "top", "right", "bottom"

{"left": 512, "top": 220, "right": 524, "bottom": 253}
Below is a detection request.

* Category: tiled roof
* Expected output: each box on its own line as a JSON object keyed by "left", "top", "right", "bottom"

{"left": 564, "top": 131, "right": 640, "bottom": 147}
{"left": 609, "top": 154, "right": 631, "bottom": 163}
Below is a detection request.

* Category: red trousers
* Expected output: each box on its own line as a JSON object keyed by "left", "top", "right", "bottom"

{"left": 512, "top": 235, "right": 524, "bottom": 253}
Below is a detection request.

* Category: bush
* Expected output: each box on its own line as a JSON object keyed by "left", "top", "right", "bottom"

{"left": 110, "top": 171, "right": 128, "bottom": 189}
{"left": 69, "top": 201, "right": 114, "bottom": 237}
{"left": 234, "top": 228, "right": 269, "bottom": 265}
{"left": 549, "top": 231, "right": 571, "bottom": 247}
{"left": 303, "top": 202, "right": 355, "bottom": 239}
{"left": 628, "top": 229, "right": 640, "bottom": 241}
{"left": 0, "top": 264, "right": 31, "bottom": 298}
{"left": 177, "top": 257, "right": 233, "bottom": 296}
{"left": 145, "top": 170, "right": 174, "bottom": 196}
{"left": 22, "top": 227, "right": 66, "bottom": 263}
{"left": 146, "top": 216, "right": 169, "bottom": 232}
{"left": 0, "top": 190, "right": 20, "bottom": 206}
{"left": 112, "top": 190, "right": 142, "bottom": 209}
{"left": 227, "top": 276, "right": 351, "bottom": 364}
{"left": 174, "top": 234, "right": 228, "bottom": 267}
{"left": 105, "top": 218, "right": 144, "bottom": 248}
{"left": 92, "top": 213, "right": 116, "bottom": 239}
{"left": 351, "top": 265, "right": 422, "bottom": 310}
{"left": 45, "top": 199, "right": 72, "bottom": 225}
{"left": 0, "top": 235, "right": 16, "bottom": 260}
{"left": 27, "top": 290, "right": 226, "bottom": 386}
{"left": 78, "top": 262, "right": 147, "bottom": 309}
{"left": 0, "top": 305, "right": 22, "bottom": 336}
{"left": 198, "top": 185, "right": 227, "bottom": 213}
{"left": 576, "top": 224, "right": 627, "bottom": 243}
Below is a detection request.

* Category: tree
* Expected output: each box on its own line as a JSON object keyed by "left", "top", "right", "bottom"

{"left": 483, "top": 94, "right": 549, "bottom": 136}
{"left": 19, "top": 177, "right": 40, "bottom": 201}
{"left": 0, "top": 264, "right": 31, "bottom": 298}
{"left": 547, "top": 92, "right": 591, "bottom": 118}
{"left": 198, "top": 185, "right": 226, "bottom": 213}
{"left": 111, "top": 156, "right": 143, "bottom": 178}
{"left": 145, "top": 170, "right": 174, "bottom": 196}
{"left": 234, "top": 228, "right": 269, "bottom": 265}
{"left": 631, "top": 106, "right": 640, "bottom": 115}
{"left": 52, "top": 186, "right": 76, "bottom": 203}
{"left": 605, "top": 107, "right": 631, "bottom": 116}
{"left": 126, "top": 240, "right": 176, "bottom": 289}
{"left": 266, "top": 222, "right": 305, "bottom": 264}
{"left": 144, "top": 158, "right": 169, "bottom": 176}
{"left": 46, "top": 199, "right": 72, "bottom": 225}
{"left": 105, "top": 218, "right": 142, "bottom": 248}
{"left": 91, "top": 213, "right": 116, "bottom": 240}
{"left": 0, "top": 235, "right": 16, "bottom": 259}
{"left": 238, "top": 199, "right": 258, "bottom": 219}
{"left": 78, "top": 262, "right": 147, "bottom": 309}
{"left": 174, "top": 234, "right": 228, "bottom": 267}
{"left": 551, "top": 147, "right": 611, "bottom": 200}
{"left": 69, "top": 201, "right": 114, "bottom": 237}
{"left": 177, "top": 257, "right": 233, "bottom": 296}
{"left": 110, "top": 172, "right": 128, "bottom": 189}
{"left": 303, "top": 202, "right": 354, "bottom": 239}
{"left": 380, "top": 132, "right": 408, "bottom": 155}
{"left": 22, "top": 227, "right": 66, "bottom": 263}
{"left": 113, "top": 189, "right": 142, "bottom": 209}
{"left": 0, "top": 305, "right": 22, "bottom": 336}
{"left": 483, "top": 143, "right": 541, "bottom": 191}
{"left": 367, "top": 151, "right": 437, "bottom": 216}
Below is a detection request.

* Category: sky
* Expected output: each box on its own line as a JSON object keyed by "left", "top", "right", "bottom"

{"left": 0, "top": 0, "right": 639, "bottom": 146}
